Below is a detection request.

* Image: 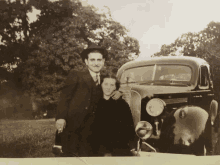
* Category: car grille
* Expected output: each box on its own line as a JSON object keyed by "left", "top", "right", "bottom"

{"left": 162, "top": 98, "right": 188, "bottom": 104}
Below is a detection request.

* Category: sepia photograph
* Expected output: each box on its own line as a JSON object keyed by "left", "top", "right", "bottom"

{"left": 1, "top": 0, "right": 220, "bottom": 164}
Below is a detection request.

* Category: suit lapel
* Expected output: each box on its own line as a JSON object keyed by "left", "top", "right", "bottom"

{"left": 82, "top": 69, "right": 96, "bottom": 89}
{"left": 100, "top": 74, "right": 103, "bottom": 85}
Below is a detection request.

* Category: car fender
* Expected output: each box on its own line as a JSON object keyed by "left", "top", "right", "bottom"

{"left": 159, "top": 106, "right": 209, "bottom": 155}
{"left": 130, "top": 90, "right": 142, "bottom": 127}
{"left": 172, "top": 106, "right": 208, "bottom": 146}
{"left": 210, "top": 99, "right": 218, "bottom": 126}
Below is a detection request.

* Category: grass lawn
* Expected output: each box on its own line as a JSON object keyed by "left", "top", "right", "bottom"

{"left": 1, "top": 119, "right": 219, "bottom": 157}
{"left": 0, "top": 119, "right": 57, "bottom": 158}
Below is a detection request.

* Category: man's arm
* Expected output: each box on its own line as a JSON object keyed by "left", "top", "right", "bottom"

{"left": 56, "top": 69, "right": 78, "bottom": 132}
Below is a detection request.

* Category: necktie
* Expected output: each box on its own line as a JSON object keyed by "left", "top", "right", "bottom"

{"left": 94, "top": 74, "right": 99, "bottom": 86}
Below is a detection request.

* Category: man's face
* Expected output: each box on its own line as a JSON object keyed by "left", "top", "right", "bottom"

{"left": 85, "top": 52, "right": 105, "bottom": 73}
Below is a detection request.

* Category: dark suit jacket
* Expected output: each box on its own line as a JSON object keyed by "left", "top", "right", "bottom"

{"left": 56, "top": 69, "right": 102, "bottom": 132}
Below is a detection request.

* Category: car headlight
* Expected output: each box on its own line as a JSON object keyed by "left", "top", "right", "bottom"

{"left": 135, "top": 121, "right": 153, "bottom": 140}
{"left": 146, "top": 98, "right": 165, "bottom": 117}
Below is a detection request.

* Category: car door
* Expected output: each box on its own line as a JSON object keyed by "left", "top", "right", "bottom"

{"left": 190, "top": 65, "right": 214, "bottom": 112}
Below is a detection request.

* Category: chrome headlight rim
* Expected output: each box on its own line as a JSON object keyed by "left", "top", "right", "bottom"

{"left": 135, "top": 121, "right": 153, "bottom": 140}
{"left": 146, "top": 98, "right": 165, "bottom": 117}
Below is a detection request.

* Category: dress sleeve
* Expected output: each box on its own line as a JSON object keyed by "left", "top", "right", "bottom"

{"left": 56, "top": 69, "right": 78, "bottom": 120}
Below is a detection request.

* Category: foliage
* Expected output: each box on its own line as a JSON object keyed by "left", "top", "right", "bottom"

{"left": 0, "top": 0, "right": 78, "bottom": 115}
{"left": 153, "top": 21, "right": 220, "bottom": 58}
{"left": 152, "top": 21, "right": 220, "bottom": 100}
{"left": 0, "top": 0, "right": 75, "bottom": 88}
{"left": 0, "top": 0, "right": 31, "bottom": 65}
{"left": 21, "top": 1, "right": 140, "bottom": 103}
{"left": 0, "top": 0, "right": 140, "bottom": 114}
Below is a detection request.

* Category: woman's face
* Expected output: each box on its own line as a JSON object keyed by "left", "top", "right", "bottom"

{"left": 101, "top": 78, "right": 116, "bottom": 96}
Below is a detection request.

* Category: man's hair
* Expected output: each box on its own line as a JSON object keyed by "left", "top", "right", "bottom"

{"left": 84, "top": 50, "right": 104, "bottom": 60}
{"left": 101, "top": 72, "right": 120, "bottom": 90}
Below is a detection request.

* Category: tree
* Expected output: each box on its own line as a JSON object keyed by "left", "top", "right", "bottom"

{"left": 152, "top": 43, "right": 178, "bottom": 57}
{"left": 0, "top": 0, "right": 75, "bottom": 87}
{"left": 0, "top": 0, "right": 31, "bottom": 66}
{"left": 152, "top": 21, "right": 220, "bottom": 100}
{"left": 0, "top": 0, "right": 85, "bottom": 117}
{"left": 0, "top": 0, "right": 140, "bottom": 119}
{"left": 20, "top": 1, "right": 140, "bottom": 104}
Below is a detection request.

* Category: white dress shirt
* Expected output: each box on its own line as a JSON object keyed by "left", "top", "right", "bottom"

{"left": 88, "top": 69, "right": 100, "bottom": 85}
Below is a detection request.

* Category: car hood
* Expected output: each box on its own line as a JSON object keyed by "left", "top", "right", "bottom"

{"left": 130, "top": 84, "right": 194, "bottom": 99}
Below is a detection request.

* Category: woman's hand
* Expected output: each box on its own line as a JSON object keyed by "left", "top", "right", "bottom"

{"left": 56, "top": 119, "right": 66, "bottom": 133}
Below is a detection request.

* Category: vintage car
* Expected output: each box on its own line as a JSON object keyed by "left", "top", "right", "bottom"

{"left": 116, "top": 56, "right": 219, "bottom": 156}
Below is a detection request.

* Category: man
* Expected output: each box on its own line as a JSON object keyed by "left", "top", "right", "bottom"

{"left": 55, "top": 43, "right": 123, "bottom": 157}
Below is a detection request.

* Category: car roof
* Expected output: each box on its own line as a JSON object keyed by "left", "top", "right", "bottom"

{"left": 117, "top": 56, "right": 209, "bottom": 78}
{"left": 134, "top": 56, "right": 207, "bottom": 66}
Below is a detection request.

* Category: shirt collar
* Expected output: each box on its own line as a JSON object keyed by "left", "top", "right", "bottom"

{"left": 88, "top": 69, "right": 100, "bottom": 77}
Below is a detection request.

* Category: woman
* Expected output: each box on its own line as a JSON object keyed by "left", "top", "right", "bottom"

{"left": 90, "top": 73, "right": 137, "bottom": 156}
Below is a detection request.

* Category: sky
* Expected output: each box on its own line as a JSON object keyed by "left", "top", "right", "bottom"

{"left": 28, "top": 0, "right": 220, "bottom": 58}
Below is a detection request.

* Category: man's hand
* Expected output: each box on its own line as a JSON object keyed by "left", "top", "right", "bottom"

{"left": 121, "top": 89, "right": 131, "bottom": 101}
{"left": 56, "top": 119, "right": 66, "bottom": 133}
{"left": 130, "top": 149, "right": 140, "bottom": 156}
{"left": 111, "top": 90, "right": 122, "bottom": 100}
{"left": 119, "top": 88, "right": 131, "bottom": 105}
{"left": 103, "top": 153, "right": 112, "bottom": 157}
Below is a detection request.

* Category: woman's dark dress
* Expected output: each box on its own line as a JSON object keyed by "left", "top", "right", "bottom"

{"left": 90, "top": 97, "right": 136, "bottom": 156}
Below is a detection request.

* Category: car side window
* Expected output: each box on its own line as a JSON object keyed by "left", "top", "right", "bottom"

{"left": 199, "top": 66, "right": 209, "bottom": 88}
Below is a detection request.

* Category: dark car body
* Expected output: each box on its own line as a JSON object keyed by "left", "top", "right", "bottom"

{"left": 116, "top": 56, "right": 219, "bottom": 155}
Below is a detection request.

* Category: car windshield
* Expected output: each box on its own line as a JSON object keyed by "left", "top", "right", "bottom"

{"left": 120, "top": 64, "right": 192, "bottom": 86}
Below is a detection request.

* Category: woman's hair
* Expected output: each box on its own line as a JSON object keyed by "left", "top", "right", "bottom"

{"left": 101, "top": 72, "right": 120, "bottom": 90}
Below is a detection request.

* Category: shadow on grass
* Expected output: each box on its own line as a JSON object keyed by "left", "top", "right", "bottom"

{"left": 1, "top": 140, "right": 37, "bottom": 157}
{"left": 0, "top": 119, "right": 56, "bottom": 158}
{"left": 0, "top": 134, "right": 56, "bottom": 158}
